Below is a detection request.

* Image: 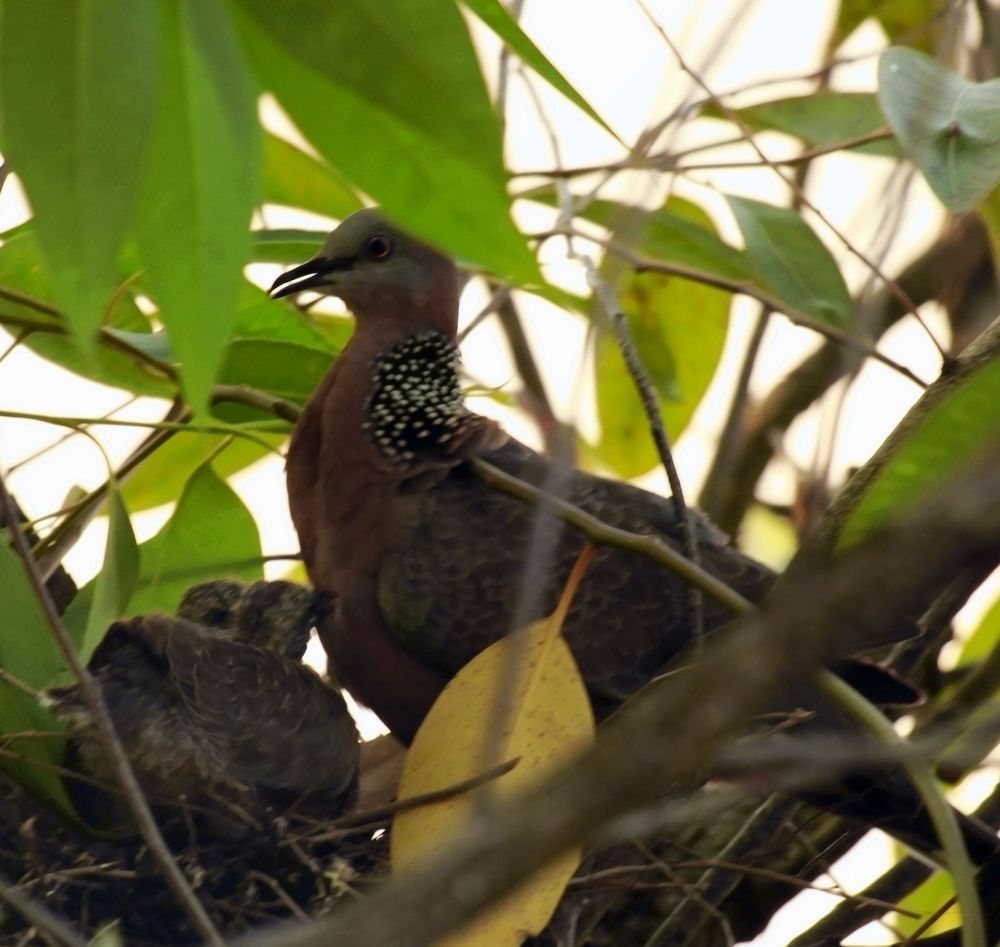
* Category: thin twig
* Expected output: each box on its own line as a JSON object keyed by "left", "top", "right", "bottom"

{"left": 537, "top": 228, "right": 928, "bottom": 387}
{"left": 634, "top": 0, "right": 948, "bottom": 363}
{"left": 0, "top": 876, "right": 87, "bottom": 947}
{"left": 470, "top": 458, "right": 751, "bottom": 615}
{"left": 673, "top": 127, "right": 894, "bottom": 172}
{"left": 0, "top": 472, "right": 225, "bottom": 946}
{"left": 587, "top": 269, "right": 705, "bottom": 643}
{"left": 298, "top": 759, "right": 520, "bottom": 843}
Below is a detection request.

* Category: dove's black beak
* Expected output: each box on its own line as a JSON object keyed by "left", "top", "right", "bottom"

{"left": 269, "top": 255, "right": 353, "bottom": 299}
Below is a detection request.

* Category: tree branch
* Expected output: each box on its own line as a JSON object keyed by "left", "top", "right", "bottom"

{"left": 236, "top": 433, "right": 1000, "bottom": 947}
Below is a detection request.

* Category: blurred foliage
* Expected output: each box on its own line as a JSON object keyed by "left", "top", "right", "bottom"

{"left": 0, "top": 0, "right": 999, "bottom": 942}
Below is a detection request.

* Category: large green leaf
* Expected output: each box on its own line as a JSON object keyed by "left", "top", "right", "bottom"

{"left": 136, "top": 0, "right": 262, "bottom": 415}
{"left": 120, "top": 431, "right": 285, "bottom": 513}
{"left": 840, "top": 352, "right": 1000, "bottom": 546}
{"left": 717, "top": 92, "right": 897, "bottom": 157}
{"left": 262, "top": 133, "right": 363, "bottom": 219}
{"left": 126, "top": 462, "right": 263, "bottom": 616}
{"left": 727, "top": 196, "right": 852, "bottom": 325}
{"left": 0, "top": 535, "right": 75, "bottom": 813}
{"left": 0, "top": 0, "right": 160, "bottom": 343}
{"left": 232, "top": 0, "right": 539, "bottom": 285}
{"left": 879, "top": 47, "right": 1000, "bottom": 213}
{"left": 594, "top": 274, "right": 729, "bottom": 477}
{"left": 218, "top": 339, "right": 337, "bottom": 402}
{"left": 591, "top": 199, "right": 731, "bottom": 478}
{"left": 461, "top": 0, "right": 620, "bottom": 142}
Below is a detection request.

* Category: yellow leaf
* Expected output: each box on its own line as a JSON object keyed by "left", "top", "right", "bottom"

{"left": 391, "top": 550, "right": 597, "bottom": 946}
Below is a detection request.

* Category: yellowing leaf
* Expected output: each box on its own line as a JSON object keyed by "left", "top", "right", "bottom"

{"left": 392, "top": 551, "right": 596, "bottom": 946}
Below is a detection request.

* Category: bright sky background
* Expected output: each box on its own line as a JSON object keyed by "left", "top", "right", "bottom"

{"left": 1, "top": 2, "right": 995, "bottom": 943}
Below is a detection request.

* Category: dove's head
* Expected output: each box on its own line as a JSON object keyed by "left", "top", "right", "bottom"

{"left": 269, "top": 207, "right": 460, "bottom": 335}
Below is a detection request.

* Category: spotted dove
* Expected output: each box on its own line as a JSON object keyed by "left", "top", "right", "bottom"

{"left": 48, "top": 579, "right": 359, "bottom": 822}
{"left": 272, "top": 209, "right": 917, "bottom": 741}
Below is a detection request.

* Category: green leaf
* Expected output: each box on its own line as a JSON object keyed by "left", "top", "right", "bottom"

{"left": 262, "top": 133, "right": 363, "bottom": 219}
{"left": 594, "top": 274, "right": 729, "bottom": 477}
{"left": 136, "top": 0, "right": 262, "bottom": 415}
{"left": 0, "top": 679, "right": 74, "bottom": 814}
{"left": 957, "top": 593, "right": 1000, "bottom": 667}
{"left": 0, "top": 535, "right": 64, "bottom": 688}
{"left": 894, "top": 869, "right": 958, "bottom": 936}
{"left": 232, "top": 0, "right": 539, "bottom": 285}
{"left": 219, "top": 339, "right": 337, "bottom": 402}
{"left": 583, "top": 198, "right": 751, "bottom": 281}
{"left": 879, "top": 47, "right": 1000, "bottom": 213}
{"left": 120, "top": 431, "right": 285, "bottom": 513}
{"left": 0, "top": 535, "right": 75, "bottom": 813}
{"left": 232, "top": 281, "right": 343, "bottom": 351}
{"left": 832, "top": 0, "right": 939, "bottom": 52}
{"left": 726, "top": 196, "right": 851, "bottom": 325}
{"left": 251, "top": 228, "right": 329, "bottom": 264}
{"left": 79, "top": 489, "right": 139, "bottom": 664}
{"left": 127, "top": 462, "right": 263, "bottom": 616}
{"left": 591, "top": 199, "right": 731, "bottom": 478}
{"left": 0, "top": 0, "right": 160, "bottom": 343}
{"left": 719, "top": 92, "right": 897, "bottom": 157}
{"left": 461, "top": 0, "right": 620, "bottom": 143}
{"left": 840, "top": 352, "right": 1000, "bottom": 546}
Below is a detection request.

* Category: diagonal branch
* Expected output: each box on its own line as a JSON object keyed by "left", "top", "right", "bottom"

{"left": 234, "top": 433, "right": 1000, "bottom": 947}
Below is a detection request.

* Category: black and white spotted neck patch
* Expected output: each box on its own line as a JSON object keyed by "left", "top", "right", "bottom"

{"left": 365, "top": 331, "right": 468, "bottom": 464}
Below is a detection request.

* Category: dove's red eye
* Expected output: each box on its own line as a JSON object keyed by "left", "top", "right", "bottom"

{"left": 367, "top": 235, "right": 393, "bottom": 260}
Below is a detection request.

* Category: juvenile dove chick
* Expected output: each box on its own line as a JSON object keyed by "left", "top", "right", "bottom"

{"left": 48, "top": 580, "right": 358, "bottom": 823}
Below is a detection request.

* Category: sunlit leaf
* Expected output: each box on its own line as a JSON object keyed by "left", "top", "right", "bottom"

{"left": 840, "top": 353, "right": 1000, "bottom": 546}
{"left": 393, "top": 554, "right": 595, "bottom": 946}
{"left": 232, "top": 0, "right": 539, "bottom": 285}
{"left": 879, "top": 47, "right": 1000, "bottom": 213}
{"left": 832, "top": 0, "right": 939, "bottom": 53}
{"left": 894, "top": 868, "right": 958, "bottom": 936}
{"left": 126, "top": 462, "right": 263, "bottom": 616}
{"left": 262, "top": 133, "right": 363, "bottom": 219}
{"left": 727, "top": 195, "right": 851, "bottom": 325}
{"left": 120, "top": 432, "right": 284, "bottom": 513}
{"left": 586, "top": 199, "right": 732, "bottom": 477}
{"left": 0, "top": 0, "right": 159, "bottom": 343}
{"left": 136, "top": 0, "right": 261, "bottom": 415}
{"left": 956, "top": 592, "right": 1000, "bottom": 667}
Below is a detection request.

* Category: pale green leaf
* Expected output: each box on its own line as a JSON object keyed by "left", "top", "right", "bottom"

{"left": 0, "top": 0, "right": 159, "bottom": 342}
{"left": 879, "top": 47, "right": 1000, "bottom": 213}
